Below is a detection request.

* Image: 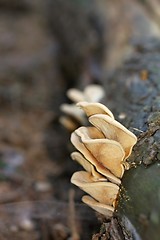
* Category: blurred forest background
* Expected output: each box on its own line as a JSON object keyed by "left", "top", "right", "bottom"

{"left": 0, "top": 0, "right": 160, "bottom": 239}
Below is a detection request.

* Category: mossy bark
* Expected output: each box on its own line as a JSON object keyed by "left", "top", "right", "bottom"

{"left": 94, "top": 38, "right": 160, "bottom": 240}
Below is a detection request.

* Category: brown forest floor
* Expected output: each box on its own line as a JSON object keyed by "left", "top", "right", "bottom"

{"left": 0, "top": 1, "right": 101, "bottom": 239}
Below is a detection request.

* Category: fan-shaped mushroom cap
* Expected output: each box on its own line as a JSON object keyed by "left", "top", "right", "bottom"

{"left": 83, "top": 85, "right": 105, "bottom": 102}
{"left": 82, "top": 195, "right": 114, "bottom": 217}
{"left": 75, "top": 127, "right": 125, "bottom": 178}
{"left": 67, "top": 89, "right": 85, "bottom": 103}
{"left": 59, "top": 116, "right": 79, "bottom": 132}
{"left": 66, "top": 85, "right": 105, "bottom": 103}
{"left": 71, "top": 171, "right": 119, "bottom": 206}
{"left": 71, "top": 152, "right": 107, "bottom": 181}
{"left": 71, "top": 131, "right": 121, "bottom": 185}
{"left": 89, "top": 114, "right": 137, "bottom": 160}
{"left": 77, "top": 102, "right": 114, "bottom": 119}
{"left": 60, "top": 104, "right": 85, "bottom": 123}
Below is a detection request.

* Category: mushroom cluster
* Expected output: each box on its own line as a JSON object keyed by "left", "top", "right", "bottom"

{"left": 60, "top": 85, "right": 105, "bottom": 131}
{"left": 70, "top": 102, "right": 137, "bottom": 217}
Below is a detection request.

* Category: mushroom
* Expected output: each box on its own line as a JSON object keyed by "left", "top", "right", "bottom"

{"left": 59, "top": 116, "right": 79, "bottom": 132}
{"left": 71, "top": 171, "right": 119, "bottom": 206}
{"left": 60, "top": 104, "right": 85, "bottom": 124}
{"left": 75, "top": 126, "right": 125, "bottom": 178}
{"left": 77, "top": 102, "right": 114, "bottom": 119}
{"left": 82, "top": 195, "right": 114, "bottom": 217}
{"left": 71, "top": 131, "right": 121, "bottom": 185}
{"left": 70, "top": 101, "right": 137, "bottom": 217}
{"left": 60, "top": 85, "right": 105, "bottom": 131}
{"left": 71, "top": 152, "right": 107, "bottom": 181}
{"left": 82, "top": 84, "right": 105, "bottom": 102}
{"left": 67, "top": 89, "right": 85, "bottom": 103}
{"left": 89, "top": 114, "right": 137, "bottom": 162}
{"left": 67, "top": 85, "right": 105, "bottom": 103}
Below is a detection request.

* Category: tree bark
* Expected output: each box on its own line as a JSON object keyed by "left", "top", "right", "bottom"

{"left": 94, "top": 38, "right": 160, "bottom": 240}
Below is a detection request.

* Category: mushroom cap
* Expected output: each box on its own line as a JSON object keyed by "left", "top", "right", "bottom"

{"left": 71, "top": 131, "right": 121, "bottom": 185}
{"left": 71, "top": 171, "right": 119, "bottom": 206}
{"left": 60, "top": 104, "right": 85, "bottom": 124}
{"left": 67, "top": 85, "right": 105, "bottom": 103}
{"left": 75, "top": 126, "right": 125, "bottom": 178}
{"left": 83, "top": 85, "right": 105, "bottom": 102}
{"left": 77, "top": 102, "right": 114, "bottom": 119}
{"left": 71, "top": 152, "right": 107, "bottom": 181}
{"left": 89, "top": 114, "right": 137, "bottom": 160}
{"left": 59, "top": 116, "right": 79, "bottom": 132}
{"left": 67, "top": 89, "right": 85, "bottom": 103}
{"left": 82, "top": 195, "right": 114, "bottom": 217}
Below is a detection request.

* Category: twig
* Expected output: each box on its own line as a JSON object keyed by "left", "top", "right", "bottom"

{"left": 68, "top": 189, "right": 80, "bottom": 240}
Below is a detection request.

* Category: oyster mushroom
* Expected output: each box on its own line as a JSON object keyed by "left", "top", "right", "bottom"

{"left": 77, "top": 101, "right": 114, "bottom": 119}
{"left": 71, "top": 171, "right": 119, "bottom": 206}
{"left": 59, "top": 116, "right": 80, "bottom": 132}
{"left": 75, "top": 126, "right": 125, "bottom": 178}
{"left": 60, "top": 85, "right": 105, "bottom": 131}
{"left": 71, "top": 152, "right": 107, "bottom": 181}
{"left": 67, "top": 85, "right": 105, "bottom": 103}
{"left": 71, "top": 131, "right": 121, "bottom": 185}
{"left": 70, "top": 101, "right": 137, "bottom": 217}
{"left": 67, "top": 89, "right": 85, "bottom": 103}
{"left": 60, "top": 104, "right": 85, "bottom": 124}
{"left": 82, "top": 195, "right": 114, "bottom": 217}
{"left": 89, "top": 114, "right": 137, "bottom": 161}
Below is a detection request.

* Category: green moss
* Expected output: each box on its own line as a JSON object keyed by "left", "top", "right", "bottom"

{"left": 117, "top": 164, "right": 160, "bottom": 240}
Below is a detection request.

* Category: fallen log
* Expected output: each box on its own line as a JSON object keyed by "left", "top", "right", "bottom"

{"left": 94, "top": 38, "right": 160, "bottom": 240}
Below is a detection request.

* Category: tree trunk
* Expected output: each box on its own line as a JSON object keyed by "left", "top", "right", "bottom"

{"left": 93, "top": 38, "right": 160, "bottom": 240}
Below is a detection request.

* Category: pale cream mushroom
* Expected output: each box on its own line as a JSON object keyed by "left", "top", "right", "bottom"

{"left": 82, "top": 195, "right": 114, "bottom": 217}
{"left": 75, "top": 127, "right": 125, "bottom": 178}
{"left": 59, "top": 116, "right": 79, "bottom": 132}
{"left": 71, "top": 131, "right": 121, "bottom": 185}
{"left": 77, "top": 102, "right": 114, "bottom": 119}
{"left": 82, "top": 84, "right": 105, "bottom": 102}
{"left": 60, "top": 104, "right": 85, "bottom": 124}
{"left": 67, "top": 89, "right": 86, "bottom": 103}
{"left": 89, "top": 114, "right": 137, "bottom": 162}
{"left": 67, "top": 84, "right": 105, "bottom": 103}
{"left": 71, "top": 171, "right": 119, "bottom": 206}
{"left": 71, "top": 151, "right": 107, "bottom": 181}
{"left": 70, "top": 101, "right": 137, "bottom": 217}
{"left": 59, "top": 103, "right": 86, "bottom": 131}
{"left": 60, "top": 85, "right": 105, "bottom": 131}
